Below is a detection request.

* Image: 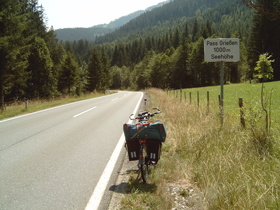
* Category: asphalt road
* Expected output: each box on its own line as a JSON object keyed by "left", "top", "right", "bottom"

{"left": 0, "top": 91, "right": 143, "bottom": 210}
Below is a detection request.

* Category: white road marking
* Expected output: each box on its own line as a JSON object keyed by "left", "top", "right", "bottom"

{"left": 0, "top": 101, "right": 86, "bottom": 124}
{"left": 0, "top": 96, "right": 108, "bottom": 124}
{"left": 73, "top": 106, "right": 97, "bottom": 118}
{"left": 111, "top": 97, "right": 119, "bottom": 101}
{"left": 84, "top": 92, "right": 143, "bottom": 210}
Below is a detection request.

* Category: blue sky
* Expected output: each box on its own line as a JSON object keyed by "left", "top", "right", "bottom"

{"left": 38, "top": 0, "right": 166, "bottom": 29}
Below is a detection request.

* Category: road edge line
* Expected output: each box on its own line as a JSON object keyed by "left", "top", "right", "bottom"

{"left": 84, "top": 92, "right": 143, "bottom": 210}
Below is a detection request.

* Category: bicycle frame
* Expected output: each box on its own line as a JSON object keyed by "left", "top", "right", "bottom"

{"left": 124, "top": 108, "right": 163, "bottom": 183}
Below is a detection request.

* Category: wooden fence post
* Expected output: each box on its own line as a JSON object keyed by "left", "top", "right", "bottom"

{"left": 25, "top": 100, "right": 28, "bottom": 111}
{"left": 197, "top": 91, "right": 200, "bottom": 107}
{"left": 207, "top": 91, "right": 210, "bottom": 114}
{"left": 180, "top": 89, "right": 182, "bottom": 102}
{"left": 189, "top": 92, "right": 192, "bottom": 104}
{"left": 239, "top": 98, "right": 245, "bottom": 128}
{"left": 218, "top": 95, "right": 224, "bottom": 126}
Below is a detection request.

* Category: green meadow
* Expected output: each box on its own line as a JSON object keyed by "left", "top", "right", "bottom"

{"left": 173, "top": 81, "right": 280, "bottom": 130}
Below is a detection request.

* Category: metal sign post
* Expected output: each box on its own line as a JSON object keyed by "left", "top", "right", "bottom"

{"left": 220, "top": 62, "right": 224, "bottom": 125}
{"left": 204, "top": 38, "right": 240, "bottom": 126}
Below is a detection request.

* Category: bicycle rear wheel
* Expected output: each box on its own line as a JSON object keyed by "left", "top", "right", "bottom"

{"left": 140, "top": 157, "right": 149, "bottom": 183}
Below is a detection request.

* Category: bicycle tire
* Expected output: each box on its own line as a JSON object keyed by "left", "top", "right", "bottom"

{"left": 140, "top": 158, "right": 149, "bottom": 183}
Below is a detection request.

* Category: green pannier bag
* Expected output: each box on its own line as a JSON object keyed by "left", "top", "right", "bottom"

{"left": 123, "top": 122, "right": 166, "bottom": 142}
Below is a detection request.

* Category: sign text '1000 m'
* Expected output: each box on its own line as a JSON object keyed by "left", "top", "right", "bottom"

{"left": 204, "top": 38, "right": 240, "bottom": 62}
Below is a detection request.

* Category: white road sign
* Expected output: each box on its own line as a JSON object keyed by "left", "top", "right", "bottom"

{"left": 204, "top": 38, "right": 240, "bottom": 62}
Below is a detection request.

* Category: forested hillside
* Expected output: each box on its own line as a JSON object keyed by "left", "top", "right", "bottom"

{"left": 1, "top": 0, "right": 279, "bottom": 109}
{"left": 95, "top": 0, "right": 253, "bottom": 43}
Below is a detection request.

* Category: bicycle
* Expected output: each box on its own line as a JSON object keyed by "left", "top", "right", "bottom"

{"left": 123, "top": 108, "right": 166, "bottom": 183}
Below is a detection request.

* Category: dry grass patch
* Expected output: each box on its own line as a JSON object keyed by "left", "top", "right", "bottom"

{"left": 121, "top": 88, "right": 279, "bottom": 210}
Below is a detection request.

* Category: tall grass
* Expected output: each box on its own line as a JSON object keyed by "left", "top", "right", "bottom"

{"left": 121, "top": 87, "right": 279, "bottom": 209}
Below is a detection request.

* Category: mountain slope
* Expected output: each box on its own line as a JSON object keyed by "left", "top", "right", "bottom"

{"left": 55, "top": 1, "right": 169, "bottom": 42}
{"left": 55, "top": 27, "right": 112, "bottom": 42}
{"left": 95, "top": 0, "right": 253, "bottom": 44}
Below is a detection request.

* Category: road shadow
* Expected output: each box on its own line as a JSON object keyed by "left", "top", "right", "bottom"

{"left": 109, "top": 182, "right": 128, "bottom": 194}
{"left": 109, "top": 169, "right": 157, "bottom": 194}
{"left": 109, "top": 181, "right": 157, "bottom": 194}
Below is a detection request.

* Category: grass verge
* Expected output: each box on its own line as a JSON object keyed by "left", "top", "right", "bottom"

{"left": 0, "top": 92, "right": 106, "bottom": 120}
{"left": 121, "top": 88, "right": 279, "bottom": 209}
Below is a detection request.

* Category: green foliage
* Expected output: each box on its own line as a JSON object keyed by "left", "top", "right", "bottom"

{"left": 100, "top": 47, "right": 111, "bottom": 89}
{"left": 0, "top": 0, "right": 64, "bottom": 105}
{"left": 249, "top": 0, "right": 280, "bottom": 80}
{"left": 87, "top": 47, "right": 102, "bottom": 91}
{"left": 134, "top": 52, "right": 154, "bottom": 90}
{"left": 26, "top": 37, "right": 55, "bottom": 98}
{"left": 254, "top": 53, "right": 274, "bottom": 81}
{"left": 86, "top": 47, "right": 111, "bottom": 91}
{"left": 0, "top": 0, "right": 30, "bottom": 105}
{"left": 95, "top": 0, "right": 253, "bottom": 45}
{"left": 150, "top": 53, "right": 171, "bottom": 89}
{"left": 190, "top": 37, "right": 207, "bottom": 86}
{"left": 58, "top": 51, "right": 80, "bottom": 95}
{"left": 54, "top": 0, "right": 257, "bottom": 91}
{"left": 111, "top": 66, "right": 123, "bottom": 89}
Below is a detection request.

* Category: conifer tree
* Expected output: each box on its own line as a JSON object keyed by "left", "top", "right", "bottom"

{"left": 249, "top": 0, "right": 280, "bottom": 80}
{"left": 87, "top": 48, "right": 102, "bottom": 91}
{"left": 182, "top": 22, "right": 190, "bottom": 44}
{"left": 172, "top": 27, "right": 181, "bottom": 49}
{"left": 58, "top": 51, "right": 80, "bottom": 95}
{"left": 26, "top": 37, "right": 55, "bottom": 98}
{"left": 0, "top": 0, "right": 30, "bottom": 107}
{"left": 111, "top": 66, "right": 122, "bottom": 89}
{"left": 151, "top": 53, "right": 171, "bottom": 89}
{"left": 190, "top": 37, "right": 205, "bottom": 86}
{"left": 100, "top": 47, "right": 111, "bottom": 90}
{"left": 192, "top": 19, "right": 199, "bottom": 42}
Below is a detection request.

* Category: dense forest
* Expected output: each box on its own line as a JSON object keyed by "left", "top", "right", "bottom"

{"left": 1, "top": 0, "right": 280, "bottom": 109}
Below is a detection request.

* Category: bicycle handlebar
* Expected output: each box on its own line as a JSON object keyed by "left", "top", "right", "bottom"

{"left": 129, "top": 108, "right": 161, "bottom": 121}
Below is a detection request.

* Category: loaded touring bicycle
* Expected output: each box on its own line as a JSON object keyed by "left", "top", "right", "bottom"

{"left": 123, "top": 108, "right": 166, "bottom": 183}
